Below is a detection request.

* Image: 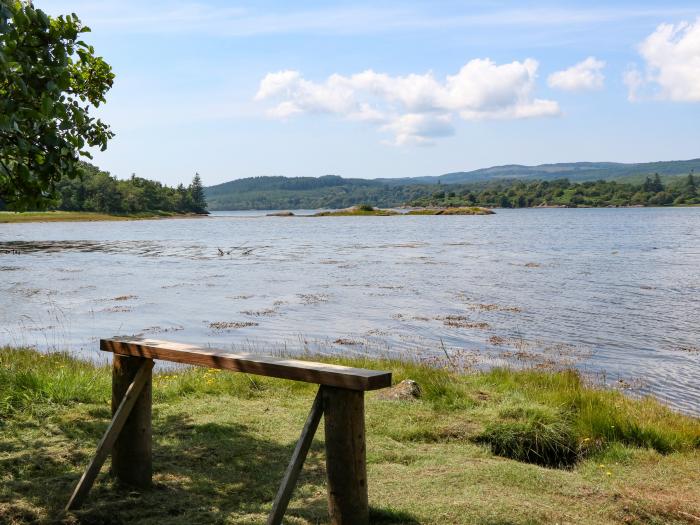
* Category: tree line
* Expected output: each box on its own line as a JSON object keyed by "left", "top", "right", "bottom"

{"left": 409, "top": 174, "right": 699, "bottom": 209}
{"left": 30, "top": 162, "right": 208, "bottom": 214}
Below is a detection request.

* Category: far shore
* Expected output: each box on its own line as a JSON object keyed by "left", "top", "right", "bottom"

{"left": 0, "top": 211, "right": 208, "bottom": 224}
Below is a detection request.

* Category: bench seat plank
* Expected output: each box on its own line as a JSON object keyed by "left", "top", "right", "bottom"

{"left": 101, "top": 337, "right": 392, "bottom": 391}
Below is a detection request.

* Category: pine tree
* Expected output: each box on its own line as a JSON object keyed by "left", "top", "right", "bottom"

{"left": 685, "top": 172, "right": 697, "bottom": 197}
{"left": 188, "top": 173, "right": 208, "bottom": 214}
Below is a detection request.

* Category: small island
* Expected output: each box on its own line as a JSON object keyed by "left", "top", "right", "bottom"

{"left": 311, "top": 205, "right": 494, "bottom": 216}
{"left": 406, "top": 206, "right": 494, "bottom": 215}
{"left": 313, "top": 205, "right": 399, "bottom": 216}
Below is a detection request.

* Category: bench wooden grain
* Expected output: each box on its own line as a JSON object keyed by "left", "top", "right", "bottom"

{"left": 101, "top": 337, "right": 391, "bottom": 391}
{"left": 66, "top": 337, "right": 392, "bottom": 525}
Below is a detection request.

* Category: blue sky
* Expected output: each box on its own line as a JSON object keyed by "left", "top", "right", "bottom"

{"left": 39, "top": 1, "right": 700, "bottom": 186}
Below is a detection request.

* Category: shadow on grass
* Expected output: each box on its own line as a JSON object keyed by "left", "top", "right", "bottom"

{"left": 3, "top": 406, "right": 416, "bottom": 524}
{"left": 369, "top": 506, "right": 422, "bottom": 524}
{"left": 0, "top": 396, "right": 423, "bottom": 525}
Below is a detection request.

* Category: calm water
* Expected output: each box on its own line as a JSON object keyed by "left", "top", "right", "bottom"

{"left": 1, "top": 208, "right": 699, "bottom": 414}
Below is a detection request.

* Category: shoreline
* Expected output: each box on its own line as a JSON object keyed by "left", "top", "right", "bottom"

{"left": 209, "top": 204, "right": 700, "bottom": 213}
{"left": 0, "top": 211, "right": 209, "bottom": 224}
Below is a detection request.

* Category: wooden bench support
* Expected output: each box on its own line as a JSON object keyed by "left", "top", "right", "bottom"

{"left": 67, "top": 338, "right": 389, "bottom": 523}
{"left": 111, "top": 355, "right": 153, "bottom": 488}
{"left": 65, "top": 359, "right": 154, "bottom": 511}
{"left": 267, "top": 386, "right": 325, "bottom": 525}
{"left": 323, "top": 387, "right": 369, "bottom": 525}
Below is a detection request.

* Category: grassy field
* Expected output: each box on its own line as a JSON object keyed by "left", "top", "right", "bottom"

{"left": 0, "top": 211, "right": 198, "bottom": 223}
{"left": 1, "top": 347, "right": 699, "bottom": 524}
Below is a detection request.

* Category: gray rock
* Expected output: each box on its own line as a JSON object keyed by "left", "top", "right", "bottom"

{"left": 376, "top": 379, "right": 422, "bottom": 401}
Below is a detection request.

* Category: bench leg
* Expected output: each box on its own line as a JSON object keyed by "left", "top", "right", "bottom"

{"left": 65, "top": 359, "right": 153, "bottom": 510}
{"left": 267, "top": 387, "right": 324, "bottom": 525}
{"left": 111, "top": 354, "right": 153, "bottom": 488}
{"left": 323, "top": 387, "right": 369, "bottom": 525}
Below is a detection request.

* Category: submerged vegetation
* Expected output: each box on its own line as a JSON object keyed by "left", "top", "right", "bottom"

{"left": 1, "top": 347, "right": 699, "bottom": 524}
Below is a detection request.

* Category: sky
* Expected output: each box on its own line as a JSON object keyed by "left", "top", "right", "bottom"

{"left": 38, "top": 1, "right": 700, "bottom": 186}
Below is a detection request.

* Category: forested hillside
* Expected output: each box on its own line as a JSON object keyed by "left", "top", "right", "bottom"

{"left": 205, "top": 159, "right": 700, "bottom": 210}
{"left": 410, "top": 174, "right": 699, "bottom": 208}
{"left": 205, "top": 175, "right": 429, "bottom": 209}
{"left": 379, "top": 158, "right": 700, "bottom": 185}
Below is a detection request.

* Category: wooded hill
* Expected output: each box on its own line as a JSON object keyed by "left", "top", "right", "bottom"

{"left": 204, "top": 159, "right": 700, "bottom": 210}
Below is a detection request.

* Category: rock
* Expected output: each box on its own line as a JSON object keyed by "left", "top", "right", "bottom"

{"left": 376, "top": 379, "right": 422, "bottom": 401}
{"left": 266, "top": 211, "right": 295, "bottom": 217}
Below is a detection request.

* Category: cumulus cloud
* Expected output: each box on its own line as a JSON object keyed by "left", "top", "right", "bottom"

{"left": 547, "top": 57, "right": 605, "bottom": 91}
{"left": 255, "top": 59, "right": 560, "bottom": 145}
{"left": 626, "top": 18, "right": 700, "bottom": 102}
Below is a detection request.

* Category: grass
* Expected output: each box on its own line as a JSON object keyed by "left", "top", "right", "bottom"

{"left": 1, "top": 347, "right": 699, "bottom": 524}
{"left": 0, "top": 211, "right": 197, "bottom": 223}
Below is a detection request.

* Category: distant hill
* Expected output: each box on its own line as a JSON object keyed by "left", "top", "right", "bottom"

{"left": 378, "top": 159, "right": 700, "bottom": 185}
{"left": 205, "top": 158, "right": 700, "bottom": 210}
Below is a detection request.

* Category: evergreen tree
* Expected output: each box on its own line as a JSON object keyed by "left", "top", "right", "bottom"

{"left": 685, "top": 172, "right": 697, "bottom": 197}
{"left": 189, "top": 173, "right": 208, "bottom": 214}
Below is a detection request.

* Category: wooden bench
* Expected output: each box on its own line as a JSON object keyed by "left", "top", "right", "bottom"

{"left": 66, "top": 337, "right": 392, "bottom": 525}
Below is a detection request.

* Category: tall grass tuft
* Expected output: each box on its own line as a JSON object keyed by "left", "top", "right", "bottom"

{"left": 475, "top": 404, "right": 582, "bottom": 467}
{"left": 0, "top": 347, "right": 110, "bottom": 417}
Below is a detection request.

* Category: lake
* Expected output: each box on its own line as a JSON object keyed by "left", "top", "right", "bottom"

{"left": 1, "top": 208, "right": 699, "bottom": 415}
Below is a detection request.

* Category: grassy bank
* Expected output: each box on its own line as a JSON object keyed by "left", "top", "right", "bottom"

{"left": 0, "top": 211, "right": 202, "bottom": 223}
{"left": 1, "top": 347, "right": 699, "bottom": 524}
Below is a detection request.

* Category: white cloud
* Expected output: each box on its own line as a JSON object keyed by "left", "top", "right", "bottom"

{"left": 627, "top": 18, "right": 700, "bottom": 102}
{"left": 381, "top": 114, "right": 455, "bottom": 146}
{"left": 623, "top": 68, "right": 644, "bottom": 102}
{"left": 255, "top": 60, "right": 560, "bottom": 145}
{"left": 547, "top": 57, "right": 605, "bottom": 91}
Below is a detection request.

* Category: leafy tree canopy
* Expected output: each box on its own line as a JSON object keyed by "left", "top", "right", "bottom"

{"left": 0, "top": 1, "right": 114, "bottom": 210}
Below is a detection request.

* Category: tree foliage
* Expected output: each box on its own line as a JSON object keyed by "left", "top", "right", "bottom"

{"left": 189, "top": 172, "right": 207, "bottom": 213}
{"left": 410, "top": 176, "right": 700, "bottom": 208}
{"left": 0, "top": 1, "right": 114, "bottom": 209}
{"left": 43, "top": 162, "right": 208, "bottom": 214}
